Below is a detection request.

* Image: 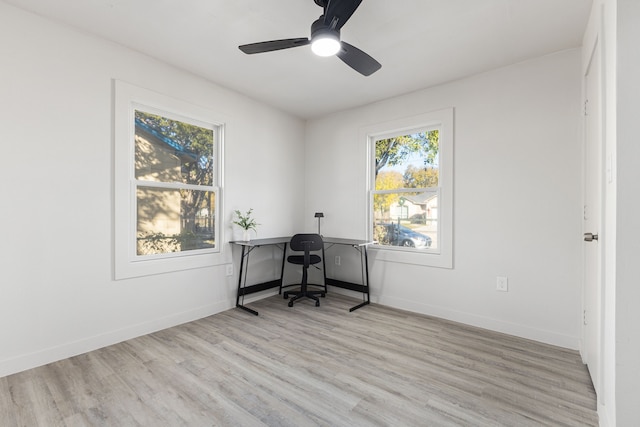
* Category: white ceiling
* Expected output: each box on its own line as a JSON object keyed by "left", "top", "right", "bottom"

{"left": 5, "top": 0, "right": 592, "bottom": 119}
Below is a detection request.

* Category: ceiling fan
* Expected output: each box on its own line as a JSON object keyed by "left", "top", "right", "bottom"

{"left": 238, "top": 0, "right": 381, "bottom": 76}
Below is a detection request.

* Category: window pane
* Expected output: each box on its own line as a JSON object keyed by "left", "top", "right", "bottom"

{"left": 373, "top": 192, "right": 438, "bottom": 249}
{"left": 135, "top": 110, "right": 214, "bottom": 185}
{"left": 375, "top": 130, "right": 439, "bottom": 190}
{"left": 136, "top": 186, "right": 216, "bottom": 255}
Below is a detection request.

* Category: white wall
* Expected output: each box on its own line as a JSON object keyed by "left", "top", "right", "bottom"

{"left": 305, "top": 50, "right": 583, "bottom": 349}
{"left": 0, "top": 3, "right": 304, "bottom": 377}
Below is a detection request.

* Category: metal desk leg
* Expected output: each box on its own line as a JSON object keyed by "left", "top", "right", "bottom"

{"left": 278, "top": 243, "right": 288, "bottom": 294}
{"left": 349, "top": 245, "right": 371, "bottom": 312}
{"left": 321, "top": 244, "right": 328, "bottom": 293}
{"left": 236, "top": 245, "right": 259, "bottom": 316}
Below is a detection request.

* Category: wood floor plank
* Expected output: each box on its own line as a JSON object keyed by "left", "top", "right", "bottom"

{"left": 0, "top": 293, "right": 598, "bottom": 426}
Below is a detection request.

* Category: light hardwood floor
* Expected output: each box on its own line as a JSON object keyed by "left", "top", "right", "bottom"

{"left": 1, "top": 293, "right": 598, "bottom": 426}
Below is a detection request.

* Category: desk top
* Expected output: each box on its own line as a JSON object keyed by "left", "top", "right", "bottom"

{"left": 230, "top": 236, "right": 374, "bottom": 247}
{"left": 229, "top": 236, "right": 289, "bottom": 247}
{"left": 323, "top": 237, "right": 374, "bottom": 247}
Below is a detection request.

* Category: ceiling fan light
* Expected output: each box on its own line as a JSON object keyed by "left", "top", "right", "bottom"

{"left": 311, "top": 35, "right": 341, "bottom": 57}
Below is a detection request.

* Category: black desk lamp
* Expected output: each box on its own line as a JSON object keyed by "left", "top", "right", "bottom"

{"left": 314, "top": 212, "right": 324, "bottom": 235}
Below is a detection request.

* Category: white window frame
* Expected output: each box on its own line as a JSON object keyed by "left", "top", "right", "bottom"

{"left": 364, "top": 108, "right": 453, "bottom": 268}
{"left": 114, "top": 80, "right": 225, "bottom": 279}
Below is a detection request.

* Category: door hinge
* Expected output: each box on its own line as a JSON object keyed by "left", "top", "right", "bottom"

{"left": 583, "top": 310, "right": 588, "bottom": 325}
{"left": 584, "top": 99, "right": 589, "bottom": 116}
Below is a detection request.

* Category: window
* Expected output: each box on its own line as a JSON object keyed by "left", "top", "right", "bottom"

{"left": 365, "top": 108, "right": 453, "bottom": 268}
{"left": 134, "top": 110, "right": 217, "bottom": 256}
{"left": 114, "top": 81, "right": 225, "bottom": 279}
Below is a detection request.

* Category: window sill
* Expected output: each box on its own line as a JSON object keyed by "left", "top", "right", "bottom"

{"left": 369, "top": 245, "right": 452, "bottom": 269}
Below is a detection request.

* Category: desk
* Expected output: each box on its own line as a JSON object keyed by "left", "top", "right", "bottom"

{"left": 230, "top": 236, "right": 373, "bottom": 315}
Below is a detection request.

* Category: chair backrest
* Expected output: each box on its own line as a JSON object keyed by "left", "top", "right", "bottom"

{"left": 290, "top": 233, "right": 323, "bottom": 252}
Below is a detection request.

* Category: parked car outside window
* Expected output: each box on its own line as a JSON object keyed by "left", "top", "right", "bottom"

{"left": 377, "top": 223, "right": 432, "bottom": 248}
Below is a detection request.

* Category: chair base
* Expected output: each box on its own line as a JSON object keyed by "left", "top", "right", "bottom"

{"left": 284, "top": 285, "right": 326, "bottom": 307}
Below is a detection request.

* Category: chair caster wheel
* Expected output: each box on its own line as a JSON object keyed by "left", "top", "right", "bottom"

{"left": 321, "top": 293, "right": 326, "bottom": 298}
{"left": 283, "top": 293, "right": 288, "bottom": 299}
{"left": 288, "top": 301, "right": 293, "bottom": 307}
{"left": 315, "top": 301, "right": 320, "bottom": 307}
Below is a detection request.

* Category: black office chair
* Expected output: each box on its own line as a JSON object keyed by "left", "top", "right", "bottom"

{"left": 283, "top": 233, "right": 326, "bottom": 307}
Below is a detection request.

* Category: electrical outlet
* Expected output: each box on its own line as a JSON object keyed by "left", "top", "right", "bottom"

{"left": 225, "top": 264, "right": 233, "bottom": 276}
{"left": 335, "top": 256, "right": 341, "bottom": 266}
{"left": 496, "top": 276, "right": 508, "bottom": 292}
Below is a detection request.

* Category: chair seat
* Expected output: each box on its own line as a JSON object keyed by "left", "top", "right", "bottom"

{"left": 287, "top": 254, "right": 322, "bottom": 265}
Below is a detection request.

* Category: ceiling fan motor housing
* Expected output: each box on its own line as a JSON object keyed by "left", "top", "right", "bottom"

{"left": 311, "top": 17, "right": 340, "bottom": 42}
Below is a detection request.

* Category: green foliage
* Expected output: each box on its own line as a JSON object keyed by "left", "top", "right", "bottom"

{"left": 373, "top": 172, "right": 402, "bottom": 217}
{"left": 137, "top": 232, "right": 178, "bottom": 255}
{"left": 373, "top": 224, "right": 391, "bottom": 245}
{"left": 137, "top": 230, "right": 214, "bottom": 255}
{"left": 375, "top": 130, "right": 439, "bottom": 178}
{"left": 403, "top": 165, "right": 439, "bottom": 188}
{"left": 375, "top": 170, "right": 404, "bottom": 191}
{"left": 233, "top": 209, "right": 259, "bottom": 231}
{"left": 135, "top": 111, "right": 214, "bottom": 186}
{"left": 136, "top": 111, "right": 213, "bottom": 161}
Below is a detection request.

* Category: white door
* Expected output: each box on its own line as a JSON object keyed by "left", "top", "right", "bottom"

{"left": 583, "top": 38, "right": 602, "bottom": 396}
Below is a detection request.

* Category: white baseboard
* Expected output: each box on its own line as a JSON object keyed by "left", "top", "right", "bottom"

{"left": 0, "top": 300, "right": 230, "bottom": 378}
{"left": 287, "top": 286, "right": 579, "bottom": 349}
{"left": 597, "top": 403, "right": 611, "bottom": 427}
{"left": 375, "top": 295, "right": 580, "bottom": 350}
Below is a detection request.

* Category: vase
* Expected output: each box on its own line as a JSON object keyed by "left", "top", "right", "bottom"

{"left": 242, "top": 229, "right": 251, "bottom": 242}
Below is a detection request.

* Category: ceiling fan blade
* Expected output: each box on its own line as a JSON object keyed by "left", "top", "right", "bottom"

{"left": 324, "top": 0, "right": 362, "bottom": 29}
{"left": 337, "top": 42, "right": 381, "bottom": 76}
{"left": 239, "top": 38, "right": 310, "bottom": 54}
